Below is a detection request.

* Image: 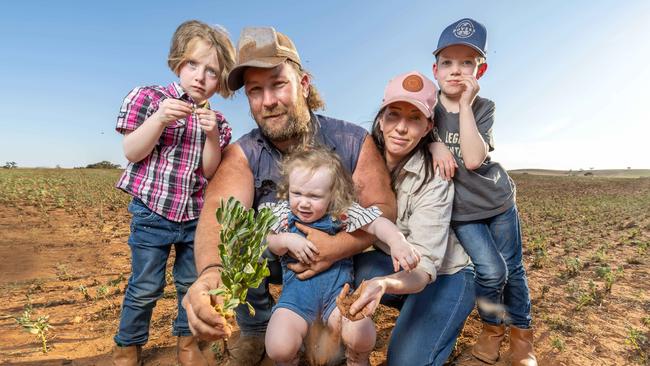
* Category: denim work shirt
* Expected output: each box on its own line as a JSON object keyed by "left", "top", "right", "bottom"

{"left": 373, "top": 151, "right": 471, "bottom": 282}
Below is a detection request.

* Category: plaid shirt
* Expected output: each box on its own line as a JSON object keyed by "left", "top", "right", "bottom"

{"left": 115, "top": 82, "right": 232, "bottom": 222}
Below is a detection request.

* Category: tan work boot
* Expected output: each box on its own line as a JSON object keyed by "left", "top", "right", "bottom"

{"left": 471, "top": 322, "right": 506, "bottom": 364}
{"left": 509, "top": 326, "right": 538, "bottom": 366}
{"left": 177, "top": 336, "right": 210, "bottom": 366}
{"left": 112, "top": 344, "right": 142, "bottom": 366}
{"left": 225, "top": 334, "right": 266, "bottom": 366}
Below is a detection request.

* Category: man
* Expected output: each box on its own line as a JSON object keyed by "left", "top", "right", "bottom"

{"left": 183, "top": 27, "right": 395, "bottom": 365}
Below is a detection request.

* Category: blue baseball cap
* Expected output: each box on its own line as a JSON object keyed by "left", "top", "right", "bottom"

{"left": 433, "top": 18, "right": 487, "bottom": 58}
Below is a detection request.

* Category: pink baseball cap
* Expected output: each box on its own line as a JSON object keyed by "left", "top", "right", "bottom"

{"left": 380, "top": 71, "right": 438, "bottom": 118}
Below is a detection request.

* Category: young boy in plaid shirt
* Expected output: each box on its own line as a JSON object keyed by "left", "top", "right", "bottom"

{"left": 112, "top": 20, "right": 235, "bottom": 366}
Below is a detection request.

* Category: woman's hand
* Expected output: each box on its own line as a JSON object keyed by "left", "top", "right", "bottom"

{"left": 348, "top": 279, "right": 387, "bottom": 318}
{"left": 428, "top": 142, "right": 457, "bottom": 181}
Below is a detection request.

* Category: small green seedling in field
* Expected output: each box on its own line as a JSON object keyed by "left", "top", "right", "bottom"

{"left": 551, "top": 335, "right": 565, "bottom": 352}
{"left": 78, "top": 285, "right": 92, "bottom": 301}
{"left": 625, "top": 326, "right": 648, "bottom": 363}
{"left": 207, "top": 197, "right": 276, "bottom": 325}
{"left": 15, "top": 304, "right": 53, "bottom": 353}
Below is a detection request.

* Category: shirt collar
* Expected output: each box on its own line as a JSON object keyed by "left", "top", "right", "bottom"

{"left": 402, "top": 150, "right": 426, "bottom": 176}
{"left": 168, "top": 82, "right": 187, "bottom": 99}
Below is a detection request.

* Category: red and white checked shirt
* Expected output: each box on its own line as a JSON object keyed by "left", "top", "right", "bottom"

{"left": 115, "top": 82, "right": 232, "bottom": 222}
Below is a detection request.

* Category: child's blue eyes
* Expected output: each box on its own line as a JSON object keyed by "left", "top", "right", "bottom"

{"left": 186, "top": 61, "right": 218, "bottom": 78}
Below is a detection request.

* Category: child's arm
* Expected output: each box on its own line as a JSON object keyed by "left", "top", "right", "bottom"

{"left": 428, "top": 141, "right": 458, "bottom": 180}
{"left": 195, "top": 108, "right": 222, "bottom": 179}
{"left": 123, "top": 98, "right": 192, "bottom": 162}
{"left": 458, "top": 75, "right": 489, "bottom": 170}
{"left": 362, "top": 217, "right": 421, "bottom": 272}
{"left": 267, "top": 233, "right": 320, "bottom": 265}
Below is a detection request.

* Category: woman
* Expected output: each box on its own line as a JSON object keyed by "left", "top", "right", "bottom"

{"left": 350, "top": 71, "right": 475, "bottom": 365}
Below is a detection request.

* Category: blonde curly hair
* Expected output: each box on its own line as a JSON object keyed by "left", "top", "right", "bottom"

{"left": 277, "top": 146, "right": 355, "bottom": 217}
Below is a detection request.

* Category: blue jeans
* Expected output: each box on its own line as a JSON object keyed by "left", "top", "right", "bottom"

{"left": 114, "top": 198, "right": 198, "bottom": 346}
{"left": 275, "top": 258, "right": 353, "bottom": 323}
{"left": 354, "top": 250, "right": 475, "bottom": 366}
{"left": 452, "top": 205, "right": 532, "bottom": 328}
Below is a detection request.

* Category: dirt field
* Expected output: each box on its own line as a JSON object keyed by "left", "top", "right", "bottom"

{"left": 1, "top": 169, "right": 649, "bottom": 365}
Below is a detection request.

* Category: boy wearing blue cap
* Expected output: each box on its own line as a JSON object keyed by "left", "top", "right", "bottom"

{"left": 430, "top": 18, "right": 537, "bottom": 366}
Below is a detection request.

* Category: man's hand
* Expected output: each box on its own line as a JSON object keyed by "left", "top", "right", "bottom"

{"left": 182, "top": 269, "right": 232, "bottom": 340}
{"left": 286, "top": 222, "right": 336, "bottom": 279}
{"left": 429, "top": 142, "right": 457, "bottom": 181}
{"left": 286, "top": 257, "right": 335, "bottom": 280}
{"left": 284, "top": 232, "right": 319, "bottom": 265}
{"left": 293, "top": 222, "right": 338, "bottom": 262}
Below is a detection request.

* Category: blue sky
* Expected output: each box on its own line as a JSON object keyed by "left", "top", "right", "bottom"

{"left": 1, "top": 0, "right": 648, "bottom": 169}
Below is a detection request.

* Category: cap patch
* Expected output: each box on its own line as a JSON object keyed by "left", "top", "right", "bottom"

{"left": 402, "top": 75, "right": 424, "bottom": 92}
{"left": 453, "top": 20, "right": 475, "bottom": 39}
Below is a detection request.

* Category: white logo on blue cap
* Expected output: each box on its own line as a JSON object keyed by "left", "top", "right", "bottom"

{"left": 453, "top": 20, "right": 475, "bottom": 39}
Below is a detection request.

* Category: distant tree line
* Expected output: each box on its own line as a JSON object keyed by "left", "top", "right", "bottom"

{"left": 3, "top": 161, "right": 17, "bottom": 169}
{"left": 84, "top": 161, "right": 121, "bottom": 169}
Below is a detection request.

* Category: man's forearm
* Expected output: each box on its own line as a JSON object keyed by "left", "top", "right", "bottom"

{"left": 194, "top": 201, "right": 223, "bottom": 273}
{"left": 326, "top": 230, "right": 375, "bottom": 262}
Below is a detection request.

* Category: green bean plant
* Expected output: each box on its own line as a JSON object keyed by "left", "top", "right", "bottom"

{"left": 15, "top": 304, "right": 53, "bottom": 353}
{"left": 207, "top": 197, "right": 276, "bottom": 322}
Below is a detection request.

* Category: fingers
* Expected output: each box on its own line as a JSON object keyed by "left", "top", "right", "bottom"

{"left": 338, "top": 283, "right": 351, "bottom": 302}
{"left": 444, "top": 160, "right": 454, "bottom": 180}
{"left": 286, "top": 261, "right": 308, "bottom": 274}
{"left": 185, "top": 300, "right": 231, "bottom": 340}
{"left": 398, "top": 256, "right": 411, "bottom": 272}
{"left": 392, "top": 256, "right": 400, "bottom": 272}
{"left": 296, "top": 269, "right": 317, "bottom": 280}
{"left": 183, "top": 282, "right": 231, "bottom": 340}
{"left": 303, "top": 246, "right": 317, "bottom": 263}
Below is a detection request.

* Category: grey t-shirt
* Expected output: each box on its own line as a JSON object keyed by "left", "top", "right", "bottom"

{"left": 433, "top": 95, "right": 515, "bottom": 221}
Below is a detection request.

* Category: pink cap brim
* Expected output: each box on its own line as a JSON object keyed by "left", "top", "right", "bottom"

{"left": 380, "top": 97, "right": 432, "bottom": 118}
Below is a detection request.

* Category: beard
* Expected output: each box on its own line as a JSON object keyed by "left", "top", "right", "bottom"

{"left": 254, "top": 94, "right": 311, "bottom": 143}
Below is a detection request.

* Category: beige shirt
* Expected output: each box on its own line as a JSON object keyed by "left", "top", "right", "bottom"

{"left": 374, "top": 151, "right": 471, "bottom": 282}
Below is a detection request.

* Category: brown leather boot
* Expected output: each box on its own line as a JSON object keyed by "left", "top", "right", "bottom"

{"left": 112, "top": 344, "right": 142, "bottom": 366}
{"left": 177, "top": 336, "right": 210, "bottom": 366}
{"left": 509, "top": 326, "right": 538, "bottom": 366}
{"left": 224, "top": 334, "right": 266, "bottom": 366}
{"left": 471, "top": 322, "right": 506, "bottom": 364}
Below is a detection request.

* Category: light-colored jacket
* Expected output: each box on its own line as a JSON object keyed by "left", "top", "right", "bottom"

{"left": 374, "top": 150, "right": 471, "bottom": 283}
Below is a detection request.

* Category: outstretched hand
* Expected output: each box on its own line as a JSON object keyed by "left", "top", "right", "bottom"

{"left": 347, "top": 279, "right": 386, "bottom": 319}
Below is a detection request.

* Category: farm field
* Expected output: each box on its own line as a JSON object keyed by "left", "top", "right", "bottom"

{"left": 0, "top": 169, "right": 649, "bottom": 365}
